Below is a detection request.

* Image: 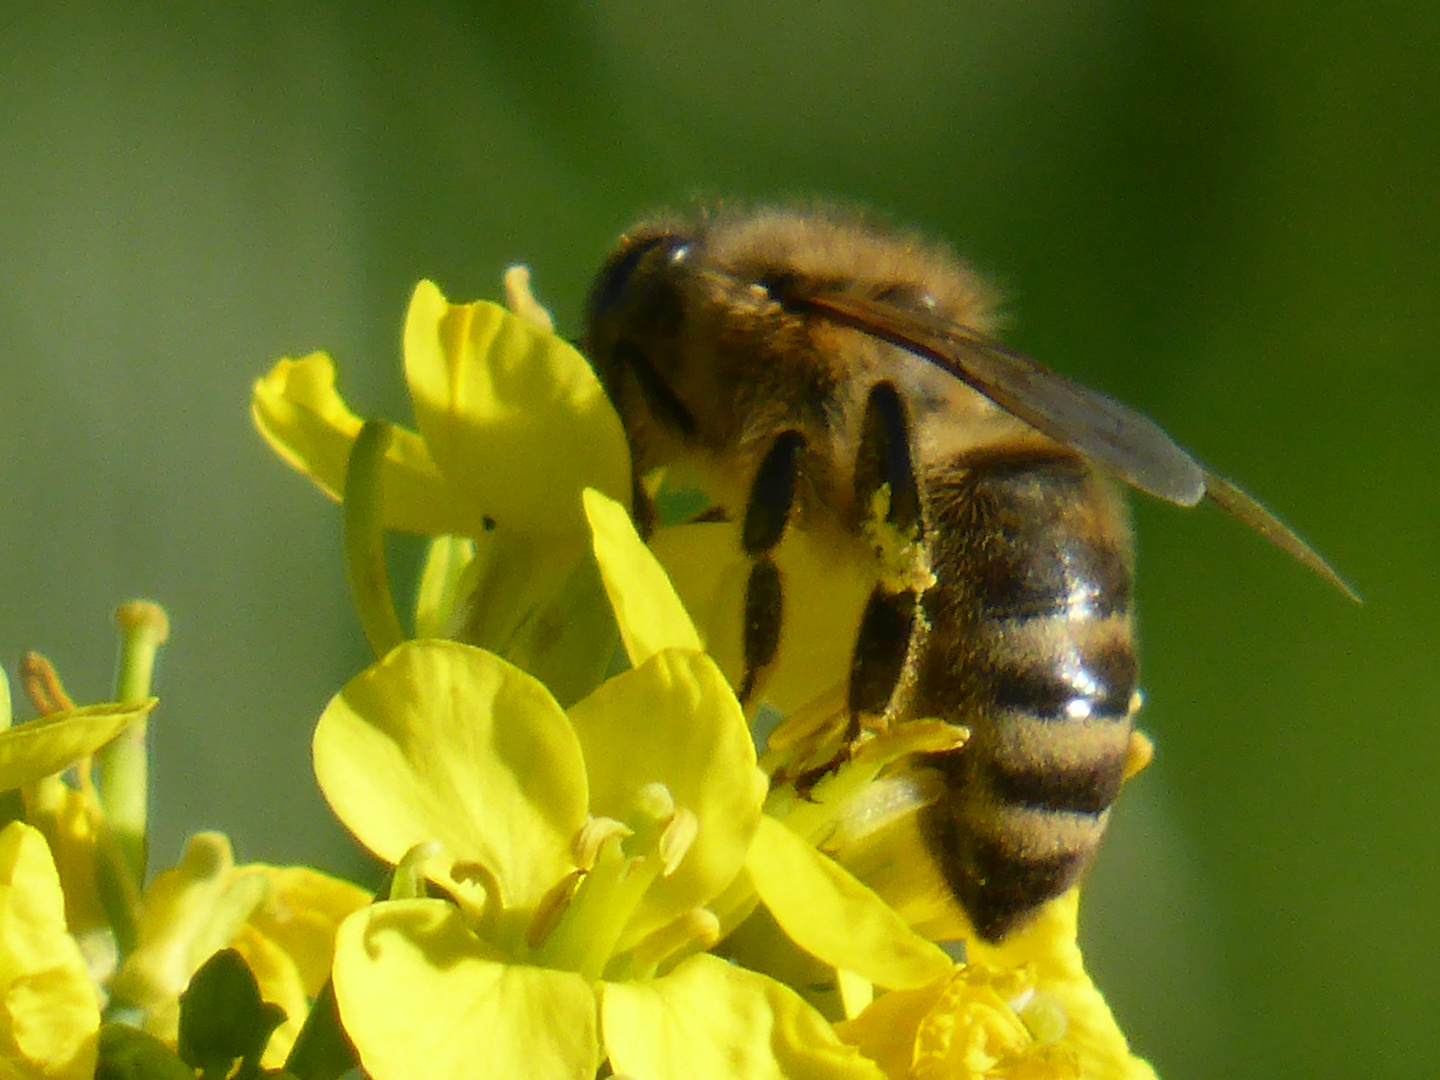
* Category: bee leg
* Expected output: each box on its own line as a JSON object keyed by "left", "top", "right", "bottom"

{"left": 847, "top": 588, "right": 920, "bottom": 723}
{"left": 847, "top": 382, "right": 929, "bottom": 730}
{"left": 737, "top": 431, "right": 806, "bottom": 705}
{"left": 853, "top": 382, "right": 921, "bottom": 536}
{"left": 742, "top": 430, "right": 806, "bottom": 556}
{"left": 739, "top": 556, "right": 783, "bottom": 706}
{"left": 630, "top": 471, "right": 657, "bottom": 538}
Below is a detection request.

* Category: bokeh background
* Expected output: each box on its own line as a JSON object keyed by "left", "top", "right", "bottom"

{"left": 1, "top": 4, "right": 1434, "bottom": 1077}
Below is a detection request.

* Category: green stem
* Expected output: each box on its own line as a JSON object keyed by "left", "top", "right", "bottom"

{"left": 344, "top": 421, "right": 406, "bottom": 658}
{"left": 283, "top": 979, "right": 359, "bottom": 1080}
{"left": 95, "top": 601, "right": 169, "bottom": 890}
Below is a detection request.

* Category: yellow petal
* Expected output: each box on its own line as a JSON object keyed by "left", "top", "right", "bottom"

{"left": 0, "top": 700, "right": 155, "bottom": 793}
{"left": 242, "top": 866, "right": 370, "bottom": 996}
{"left": 0, "top": 823, "right": 100, "bottom": 1080}
{"left": 648, "top": 520, "right": 874, "bottom": 712}
{"left": 24, "top": 782, "right": 104, "bottom": 938}
{"left": 747, "top": 816, "right": 952, "bottom": 991}
{"left": 413, "top": 535, "right": 476, "bottom": 639}
{"left": 647, "top": 522, "right": 749, "bottom": 686}
{"left": 251, "top": 352, "right": 489, "bottom": 537}
{"left": 313, "top": 640, "right": 588, "bottom": 912}
{"left": 759, "top": 527, "right": 877, "bottom": 714}
{"left": 834, "top": 975, "right": 946, "bottom": 1080}
{"left": 334, "top": 900, "right": 598, "bottom": 1080}
{"left": 583, "top": 489, "right": 701, "bottom": 667}
{"left": 965, "top": 891, "right": 1158, "bottom": 1080}
{"left": 111, "top": 834, "right": 268, "bottom": 1035}
{"left": 810, "top": 764, "right": 971, "bottom": 942}
{"left": 566, "top": 651, "right": 765, "bottom": 949}
{"left": 840, "top": 965, "right": 1047, "bottom": 1080}
{"left": 602, "top": 953, "right": 885, "bottom": 1080}
{"left": 403, "top": 282, "right": 630, "bottom": 537}
{"left": 230, "top": 924, "right": 307, "bottom": 1070}
{"left": 459, "top": 533, "right": 617, "bottom": 709}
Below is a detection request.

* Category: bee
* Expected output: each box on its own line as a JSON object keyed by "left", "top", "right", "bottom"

{"left": 583, "top": 205, "right": 1354, "bottom": 942}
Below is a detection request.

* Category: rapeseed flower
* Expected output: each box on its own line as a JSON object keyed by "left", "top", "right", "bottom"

{"left": 252, "top": 268, "right": 1158, "bottom": 1080}
{"left": 839, "top": 891, "right": 1156, "bottom": 1080}
{"left": 252, "top": 278, "right": 631, "bottom": 703}
{"left": 314, "top": 489, "right": 912, "bottom": 1080}
{"left": 109, "top": 833, "right": 368, "bottom": 1068}
{"left": 4, "top": 612, "right": 370, "bottom": 1072}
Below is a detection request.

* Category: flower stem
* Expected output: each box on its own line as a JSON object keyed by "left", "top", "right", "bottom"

{"left": 96, "top": 601, "right": 169, "bottom": 887}
{"left": 344, "top": 421, "right": 406, "bottom": 659}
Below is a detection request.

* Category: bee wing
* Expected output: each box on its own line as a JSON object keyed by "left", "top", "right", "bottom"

{"left": 801, "top": 290, "right": 1205, "bottom": 505}
{"left": 801, "top": 290, "right": 1359, "bottom": 601}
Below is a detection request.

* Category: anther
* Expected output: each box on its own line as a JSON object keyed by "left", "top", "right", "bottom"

{"left": 527, "top": 870, "right": 585, "bottom": 949}
{"left": 20, "top": 652, "right": 74, "bottom": 715}
{"left": 658, "top": 808, "right": 699, "bottom": 878}
{"left": 573, "top": 816, "right": 634, "bottom": 871}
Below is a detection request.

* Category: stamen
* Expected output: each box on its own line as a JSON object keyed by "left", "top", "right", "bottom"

{"left": 502, "top": 265, "right": 555, "bottom": 333}
{"left": 537, "top": 785, "right": 686, "bottom": 979}
{"left": 657, "top": 808, "right": 698, "bottom": 878}
{"left": 534, "top": 830, "right": 637, "bottom": 979}
{"left": 625, "top": 907, "right": 722, "bottom": 977}
{"left": 574, "top": 816, "right": 633, "bottom": 871}
{"left": 449, "top": 857, "right": 506, "bottom": 940}
{"left": 527, "top": 870, "right": 584, "bottom": 949}
{"left": 20, "top": 652, "right": 74, "bottom": 715}
{"left": 391, "top": 842, "right": 445, "bottom": 900}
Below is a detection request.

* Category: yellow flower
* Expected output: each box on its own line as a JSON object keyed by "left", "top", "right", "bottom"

{"left": 252, "top": 279, "right": 631, "bottom": 703}
{"left": 108, "top": 833, "right": 369, "bottom": 1069}
{"left": 0, "top": 653, "right": 157, "bottom": 965}
{"left": 838, "top": 891, "right": 1157, "bottom": 1080}
{"left": 0, "top": 822, "right": 100, "bottom": 1080}
{"left": 253, "top": 270, "right": 1156, "bottom": 1078}
{"left": 315, "top": 489, "right": 893, "bottom": 1080}
{"left": 0, "top": 698, "right": 155, "bottom": 942}
{"left": 0, "top": 701, "right": 157, "bottom": 797}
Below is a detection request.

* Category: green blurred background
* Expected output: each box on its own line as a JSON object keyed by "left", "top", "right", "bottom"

{"left": 1, "top": 3, "right": 1434, "bottom": 1076}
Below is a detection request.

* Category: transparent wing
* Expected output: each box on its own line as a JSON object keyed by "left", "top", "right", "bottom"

{"left": 798, "top": 288, "right": 1359, "bottom": 601}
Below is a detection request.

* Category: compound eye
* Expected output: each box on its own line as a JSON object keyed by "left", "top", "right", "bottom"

{"left": 588, "top": 233, "right": 688, "bottom": 325}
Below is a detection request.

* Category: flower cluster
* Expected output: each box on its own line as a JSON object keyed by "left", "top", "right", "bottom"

{"left": 248, "top": 271, "right": 1159, "bottom": 1080}
{"left": 0, "top": 608, "right": 367, "bottom": 1079}
{"left": 0, "top": 263, "right": 1158, "bottom": 1080}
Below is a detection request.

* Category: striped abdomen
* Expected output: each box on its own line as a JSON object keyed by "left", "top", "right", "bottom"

{"left": 911, "top": 448, "right": 1138, "bottom": 941}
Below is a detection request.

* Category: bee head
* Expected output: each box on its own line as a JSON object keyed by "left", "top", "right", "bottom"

{"left": 585, "top": 228, "right": 694, "bottom": 345}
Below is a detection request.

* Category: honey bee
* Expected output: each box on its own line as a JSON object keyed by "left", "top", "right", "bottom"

{"left": 583, "top": 205, "right": 1354, "bottom": 942}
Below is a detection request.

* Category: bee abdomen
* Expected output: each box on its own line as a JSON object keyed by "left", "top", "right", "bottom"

{"left": 914, "top": 450, "right": 1138, "bottom": 940}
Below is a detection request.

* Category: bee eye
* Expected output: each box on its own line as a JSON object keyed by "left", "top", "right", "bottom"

{"left": 589, "top": 234, "right": 686, "bottom": 323}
